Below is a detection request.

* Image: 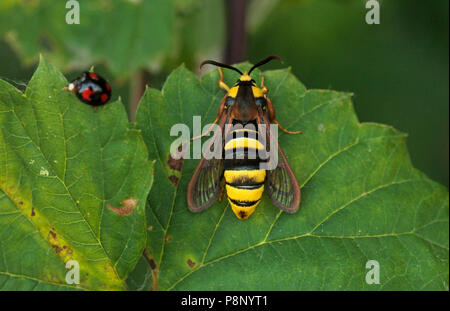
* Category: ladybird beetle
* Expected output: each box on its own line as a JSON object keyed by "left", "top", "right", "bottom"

{"left": 67, "top": 72, "right": 111, "bottom": 107}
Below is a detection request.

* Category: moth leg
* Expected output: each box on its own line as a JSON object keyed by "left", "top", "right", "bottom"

{"left": 189, "top": 95, "right": 226, "bottom": 143}
{"left": 190, "top": 117, "right": 219, "bottom": 143}
{"left": 217, "top": 67, "right": 230, "bottom": 92}
{"left": 261, "top": 74, "right": 269, "bottom": 95}
{"left": 267, "top": 97, "right": 302, "bottom": 135}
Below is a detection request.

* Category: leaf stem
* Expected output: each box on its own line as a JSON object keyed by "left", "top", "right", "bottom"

{"left": 129, "top": 68, "right": 150, "bottom": 122}
{"left": 224, "top": 0, "right": 248, "bottom": 64}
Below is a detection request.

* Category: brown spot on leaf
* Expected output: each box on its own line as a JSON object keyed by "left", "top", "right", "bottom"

{"left": 46, "top": 229, "right": 73, "bottom": 257}
{"left": 49, "top": 230, "right": 57, "bottom": 240}
{"left": 63, "top": 245, "right": 73, "bottom": 255}
{"left": 18, "top": 201, "right": 23, "bottom": 205}
{"left": 31, "top": 207, "right": 35, "bottom": 217}
{"left": 167, "top": 153, "right": 183, "bottom": 172}
{"left": 107, "top": 198, "right": 138, "bottom": 216}
{"left": 165, "top": 235, "right": 172, "bottom": 243}
{"left": 187, "top": 259, "right": 195, "bottom": 268}
{"left": 148, "top": 258, "right": 157, "bottom": 270}
{"left": 168, "top": 175, "right": 179, "bottom": 186}
{"left": 147, "top": 226, "right": 153, "bottom": 231}
{"left": 52, "top": 245, "right": 63, "bottom": 254}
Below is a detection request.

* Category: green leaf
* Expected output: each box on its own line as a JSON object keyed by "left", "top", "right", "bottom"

{"left": 135, "top": 63, "right": 449, "bottom": 290}
{"left": 0, "top": 56, "right": 154, "bottom": 290}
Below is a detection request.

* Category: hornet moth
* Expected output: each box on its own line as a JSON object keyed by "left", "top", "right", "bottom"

{"left": 187, "top": 56, "right": 302, "bottom": 220}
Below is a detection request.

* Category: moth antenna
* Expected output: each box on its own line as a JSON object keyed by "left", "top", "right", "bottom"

{"left": 248, "top": 55, "right": 283, "bottom": 74}
{"left": 200, "top": 60, "right": 244, "bottom": 75}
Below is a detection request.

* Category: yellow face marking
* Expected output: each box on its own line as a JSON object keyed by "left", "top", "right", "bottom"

{"left": 224, "top": 137, "right": 264, "bottom": 151}
{"left": 239, "top": 72, "right": 252, "bottom": 81}
{"left": 226, "top": 184, "right": 264, "bottom": 202}
{"left": 227, "top": 86, "right": 239, "bottom": 98}
{"left": 224, "top": 170, "right": 266, "bottom": 184}
{"left": 229, "top": 199, "right": 259, "bottom": 219}
{"left": 252, "top": 86, "right": 264, "bottom": 98}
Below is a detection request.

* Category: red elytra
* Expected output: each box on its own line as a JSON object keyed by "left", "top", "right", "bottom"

{"left": 81, "top": 88, "right": 95, "bottom": 101}
{"left": 88, "top": 73, "right": 99, "bottom": 79}
{"left": 101, "top": 93, "right": 109, "bottom": 103}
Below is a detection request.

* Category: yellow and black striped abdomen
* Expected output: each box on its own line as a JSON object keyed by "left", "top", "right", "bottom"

{"left": 223, "top": 127, "right": 266, "bottom": 219}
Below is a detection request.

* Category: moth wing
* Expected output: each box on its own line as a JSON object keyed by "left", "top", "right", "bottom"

{"left": 259, "top": 109, "right": 301, "bottom": 213}
{"left": 187, "top": 113, "right": 228, "bottom": 212}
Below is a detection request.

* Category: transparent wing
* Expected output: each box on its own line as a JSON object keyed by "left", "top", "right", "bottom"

{"left": 187, "top": 157, "right": 223, "bottom": 212}
{"left": 265, "top": 147, "right": 301, "bottom": 213}
{"left": 259, "top": 109, "right": 301, "bottom": 213}
{"left": 187, "top": 112, "right": 228, "bottom": 212}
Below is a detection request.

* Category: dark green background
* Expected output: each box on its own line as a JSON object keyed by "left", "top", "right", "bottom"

{"left": 0, "top": 0, "right": 448, "bottom": 187}
{"left": 248, "top": 0, "right": 449, "bottom": 187}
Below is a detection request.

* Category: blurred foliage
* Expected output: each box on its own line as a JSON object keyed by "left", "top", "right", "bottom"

{"left": 248, "top": 0, "right": 449, "bottom": 187}
{"left": 0, "top": 0, "right": 448, "bottom": 188}
{"left": 0, "top": 0, "right": 229, "bottom": 115}
{"left": 0, "top": 0, "right": 227, "bottom": 79}
{"left": 0, "top": 0, "right": 174, "bottom": 77}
